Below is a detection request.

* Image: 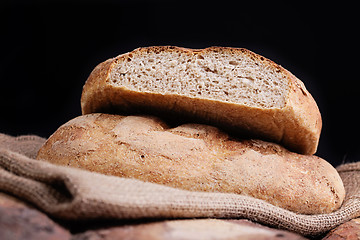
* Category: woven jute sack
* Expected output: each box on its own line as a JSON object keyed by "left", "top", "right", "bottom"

{"left": 0, "top": 133, "right": 359, "bottom": 237}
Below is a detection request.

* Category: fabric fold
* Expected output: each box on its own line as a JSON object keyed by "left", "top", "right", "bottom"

{"left": 0, "top": 133, "right": 360, "bottom": 236}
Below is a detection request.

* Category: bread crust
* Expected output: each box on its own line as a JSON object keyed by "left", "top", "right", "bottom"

{"left": 81, "top": 46, "right": 322, "bottom": 154}
{"left": 37, "top": 113, "right": 344, "bottom": 214}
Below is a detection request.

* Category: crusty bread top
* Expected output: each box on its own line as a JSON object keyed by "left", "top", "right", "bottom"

{"left": 37, "top": 113, "right": 344, "bottom": 214}
{"left": 81, "top": 46, "right": 322, "bottom": 154}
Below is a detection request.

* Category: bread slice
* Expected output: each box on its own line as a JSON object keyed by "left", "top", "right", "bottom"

{"left": 36, "top": 113, "right": 344, "bottom": 214}
{"left": 81, "top": 46, "right": 322, "bottom": 154}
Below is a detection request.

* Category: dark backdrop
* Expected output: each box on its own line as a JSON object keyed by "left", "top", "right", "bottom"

{"left": 1, "top": 1, "right": 358, "bottom": 166}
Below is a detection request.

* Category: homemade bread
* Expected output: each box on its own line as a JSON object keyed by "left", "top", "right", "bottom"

{"left": 36, "top": 113, "right": 344, "bottom": 214}
{"left": 81, "top": 46, "right": 322, "bottom": 154}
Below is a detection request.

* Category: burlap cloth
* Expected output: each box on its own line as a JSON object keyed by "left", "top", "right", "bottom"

{"left": 0, "top": 133, "right": 359, "bottom": 237}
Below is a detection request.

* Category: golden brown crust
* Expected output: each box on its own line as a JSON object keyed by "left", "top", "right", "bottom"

{"left": 81, "top": 46, "right": 322, "bottom": 154}
{"left": 37, "top": 113, "right": 344, "bottom": 214}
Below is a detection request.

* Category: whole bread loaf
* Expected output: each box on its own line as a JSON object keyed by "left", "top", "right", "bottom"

{"left": 81, "top": 46, "right": 321, "bottom": 154}
{"left": 36, "top": 113, "right": 344, "bottom": 214}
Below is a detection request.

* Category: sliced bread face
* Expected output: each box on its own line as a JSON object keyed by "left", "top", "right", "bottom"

{"left": 110, "top": 47, "right": 289, "bottom": 109}
{"left": 81, "top": 46, "right": 322, "bottom": 154}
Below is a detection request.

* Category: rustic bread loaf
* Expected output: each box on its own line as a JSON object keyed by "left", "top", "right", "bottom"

{"left": 36, "top": 113, "right": 344, "bottom": 214}
{"left": 74, "top": 219, "right": 308, "bottom": 240}
{"left": 81, "top": 46, "right": 322, "bottom": 154}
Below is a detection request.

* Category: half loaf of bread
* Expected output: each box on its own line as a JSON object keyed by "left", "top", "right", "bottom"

{"left": 36, "top": 113, "right": 344, "bottom": 214}
{"left": 81, "top": 46, "right": 322, "bottom": 154}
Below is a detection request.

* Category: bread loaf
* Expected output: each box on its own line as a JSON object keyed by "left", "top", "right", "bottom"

{"left": 81, "top": 46, "right": 322, "bottom": 154}
{"left": 36, "top": 113, "right": 344, "bottom": 214}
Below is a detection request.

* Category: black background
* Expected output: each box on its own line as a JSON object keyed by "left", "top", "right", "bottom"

{"left": 1, "top": 1, "right": 358, "bottom": 166}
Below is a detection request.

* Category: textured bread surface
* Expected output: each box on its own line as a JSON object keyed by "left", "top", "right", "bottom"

{"left": 111, "top": 47, "right": 288, "bottom": 108}
{"left": 81, "top": 46, "right": 322, "bottom": 154}
{"left": 37, "top": 113, "right": 344, "bottom": 214}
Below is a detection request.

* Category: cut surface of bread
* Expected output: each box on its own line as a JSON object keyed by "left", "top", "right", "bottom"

{"left": 37, "top": 113, "right": 344, "bottom": 214}
{"left": 110, "top": 47, "right": 288, "bottom": 109}
{"left": 81, "top": 46, "right": 322, "bottom": 154}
